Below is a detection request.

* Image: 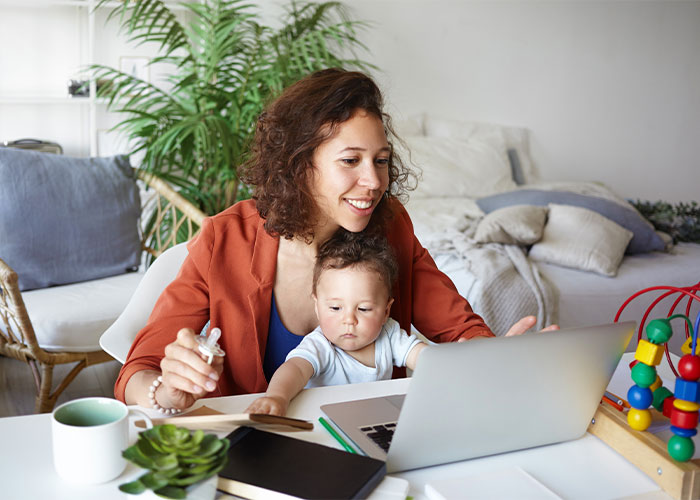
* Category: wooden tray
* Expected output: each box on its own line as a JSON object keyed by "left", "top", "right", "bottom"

{"left": 588, "top": 403, "right": 700, "bottom": 499}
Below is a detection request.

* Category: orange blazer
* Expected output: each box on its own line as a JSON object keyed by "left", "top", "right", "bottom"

{"left": 115, "top": 199, "right": 493, "bottom": 402}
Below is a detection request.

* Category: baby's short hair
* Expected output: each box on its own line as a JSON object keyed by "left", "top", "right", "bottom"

{"left": 313, "top": 230, "right": 398, "bottom": 297}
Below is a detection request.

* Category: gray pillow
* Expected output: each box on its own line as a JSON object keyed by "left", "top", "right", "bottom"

{"left": 0, "top": 148, "right": 141, "bottom": 291}
{"left": 476, "top": 189, "right": 665, "bottom": 254}
{"left": 507, "top": 148, "right": 526, "bottom": 185}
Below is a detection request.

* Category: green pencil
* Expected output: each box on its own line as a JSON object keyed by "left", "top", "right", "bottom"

{"left": 318, "top": 417, "right": 357, "bottom": 454}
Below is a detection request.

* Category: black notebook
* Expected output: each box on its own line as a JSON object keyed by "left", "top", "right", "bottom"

{"left": 217, "top": 426, "right": 386, "bottom": 499}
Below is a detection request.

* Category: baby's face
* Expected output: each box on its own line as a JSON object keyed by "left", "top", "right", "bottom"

{"left": 313, "top": 266, "right": 393, "bottom": 352}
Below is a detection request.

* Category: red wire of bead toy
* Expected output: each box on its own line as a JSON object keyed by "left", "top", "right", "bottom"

{"left": 615, "top": 284, "right": 700, "bottom": 378}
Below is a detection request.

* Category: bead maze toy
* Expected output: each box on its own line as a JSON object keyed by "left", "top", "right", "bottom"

{"left": 586, "top": 282, "right": 700, "bottom": 499}
{"left": 627, "top": 315, "right": 700, "bottom": 462}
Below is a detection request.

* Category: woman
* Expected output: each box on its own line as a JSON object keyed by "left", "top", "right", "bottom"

{"left": 117, "top": 69, "right": 550, "bottom": 412}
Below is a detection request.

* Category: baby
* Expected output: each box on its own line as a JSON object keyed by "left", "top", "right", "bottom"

{"left": 246, "top": 230, "right": 426, "bottom": 416}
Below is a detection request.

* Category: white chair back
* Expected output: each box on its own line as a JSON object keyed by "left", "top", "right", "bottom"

{"left": 99, "top": 242, "right": 189, "bottom": 363}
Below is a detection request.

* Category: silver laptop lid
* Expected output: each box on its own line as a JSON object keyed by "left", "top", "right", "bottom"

{"left": 385, "top": 321, "right": 634, "bottom": 472}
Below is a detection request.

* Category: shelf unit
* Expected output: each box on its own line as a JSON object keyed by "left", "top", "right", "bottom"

{"left": 0, "top": 0, "right": 188, "bottom": 157}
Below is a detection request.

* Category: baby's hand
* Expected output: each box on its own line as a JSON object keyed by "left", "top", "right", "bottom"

{"left": 245, "top": 395, "right": 288, "bottom": 416}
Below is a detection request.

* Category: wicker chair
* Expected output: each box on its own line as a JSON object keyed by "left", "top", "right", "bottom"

{"left": 0, "top": 170, "right": 206, "bottom": 413}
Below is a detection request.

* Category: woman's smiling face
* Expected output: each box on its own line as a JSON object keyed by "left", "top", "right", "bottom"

{"left": 309, "top": 109, "right": 391, "bottom": 239}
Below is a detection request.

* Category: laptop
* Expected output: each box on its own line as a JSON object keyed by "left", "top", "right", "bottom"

{"left": 321, "top": 321, "right": 634, "bottom": 473}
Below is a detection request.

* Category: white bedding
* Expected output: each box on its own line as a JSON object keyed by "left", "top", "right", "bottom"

{"left": 538, "top": 243, "right": 700, "bottom": 353}
{"left": 399, "top": 113, "right": 698, "bottom": 353}
{"left": 405, "top": 198, "right": 700, "bottom": 353}
{"left": 406, "top": 197, "right": 557, "bottom": 335}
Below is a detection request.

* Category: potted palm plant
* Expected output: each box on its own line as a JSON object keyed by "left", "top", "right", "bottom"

{"left": 93, "top": 0, "right": 372, "bottom": 224}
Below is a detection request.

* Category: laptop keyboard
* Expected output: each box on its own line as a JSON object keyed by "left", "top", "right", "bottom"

{"left": 360, "top": 422, "right": 397, "bottom": 453}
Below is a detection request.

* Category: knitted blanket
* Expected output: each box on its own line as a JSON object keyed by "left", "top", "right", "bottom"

{"left": 420, "top": 224, "right": 559, "bottom": 336}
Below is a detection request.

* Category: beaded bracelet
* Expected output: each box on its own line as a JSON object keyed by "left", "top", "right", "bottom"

{"left": 148, "top": 375, "right": 182, "bottom": 415}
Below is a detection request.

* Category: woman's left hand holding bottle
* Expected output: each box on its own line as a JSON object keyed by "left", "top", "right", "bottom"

{"left": 157, "top": 328, "right": 225, "bottom": 410}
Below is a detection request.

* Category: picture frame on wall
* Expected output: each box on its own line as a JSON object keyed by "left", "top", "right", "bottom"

{"left": 119, "top": 56, "right": 150, "bottom": 82}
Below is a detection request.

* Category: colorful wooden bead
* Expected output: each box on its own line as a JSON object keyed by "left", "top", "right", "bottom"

{"left": 645, "top": 318, "right": 673, "bottom": 344}
{"left": 674, "top": 379, "right": 700, "bottom": 403}
{"left": 631, "top": 362, "right": 656, "bottom": 388}
{"left": 674, "top": 398, "right": 700, "bottom": 412}
{"left": 627, "top": 385, "right": 653, "bottom": 409}
{"left": 670, "top": 408, "right": 699, "bottom": 429}
{"left": 663, "top": 396, "right": 676, "bottom": 418}
{"left": 678, "top": 354, "right": 700, "bottom": 381}
{"left": 670, "top": 425, "right": 698, "bottom": 438}
{"left": 652, "top": 386, "right": 673, "bottom": 411}
{"left": 681, "top": 337, "right": 700, "bottom": 355}
{"left": 649, "top": 375, "right": 663, "bottom": 392}
{"left": 635, "top": 339, "right": 664, "bottom": 366}
{"left": 668, "top": 435, "right": 695, "bottom": 462}
{"left": 627, "top": 408, "right": 652, "bottom": 431}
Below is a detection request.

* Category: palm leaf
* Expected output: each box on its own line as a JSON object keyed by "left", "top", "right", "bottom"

{"left": 95, "top": 0, "right": 373, "bottom": 215}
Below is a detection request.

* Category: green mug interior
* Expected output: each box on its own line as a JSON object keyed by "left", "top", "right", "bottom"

{"left": 54, "top": 398, "right": 126, "bottom": 427}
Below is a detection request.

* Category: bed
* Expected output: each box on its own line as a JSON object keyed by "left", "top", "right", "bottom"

{"left": 397, "top": 114, "right": 699, "bottom": 353}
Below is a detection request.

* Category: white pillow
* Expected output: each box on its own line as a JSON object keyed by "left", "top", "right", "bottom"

{"left": 529, "top": 204, "right": 633, "bottom": 277}
{"left": 422, "top": 115, "right": 537, "bottom": 183}
{"left": 398, "top": 136, "right": 516, "bottom": 199}
{"left": 393, "top": 113, "right": 425, "bottom": 137}
{"left": 474, "top": 205, "right": 547, "bottom": 245}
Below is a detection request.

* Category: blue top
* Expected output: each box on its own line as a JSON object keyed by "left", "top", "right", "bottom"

{"left": 263, "top": 294, "right": 304, "bottom": 382}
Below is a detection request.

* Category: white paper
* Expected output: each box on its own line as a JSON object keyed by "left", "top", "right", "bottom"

{"left": 424, "top": 466, "right": 561, "bottom": 500}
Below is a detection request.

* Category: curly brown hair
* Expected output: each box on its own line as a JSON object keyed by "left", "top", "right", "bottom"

{"left": 239, "top": 68, "right": 416, "bottom": 241}
{"left": 312, "top": 229, "right": 398, "bottom": 298}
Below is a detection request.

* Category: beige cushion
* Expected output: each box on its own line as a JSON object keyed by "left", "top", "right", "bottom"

{"left": 474, "top": 205, "right": 547, "bottom": 245}
{"left": 22, "top": 272, "right": 144, "bottom": 352}
{"left": 529, "top": 204, "right": 633, "bottom": 277}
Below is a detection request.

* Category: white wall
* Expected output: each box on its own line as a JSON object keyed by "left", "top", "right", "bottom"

{"left": 0, "top": 3, "right": 182, "bottom": 157}
{"left": 345, "top": 0, "right": 700, "bottom": 203}
{"left": 2, "top": 1, "right": 698, "bottom": 202}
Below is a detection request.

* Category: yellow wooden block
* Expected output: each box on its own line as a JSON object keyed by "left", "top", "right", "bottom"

{"left": 635, "top": 339, "right": 664, "bottom": 366}
{"left": 681, "top": 337, "right": 700, "bottom": 355}
{"left": 649, "top": 376, "right": 663, "bottom": 392}
{"left": 675, "top": 399, "right": 700, "bottom": 412}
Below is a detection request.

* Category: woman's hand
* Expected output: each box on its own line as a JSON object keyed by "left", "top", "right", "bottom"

{"left": 455, "top": 316, "right": 560, "bottom": 343}
{"left": 156, "top": 328, "right": 225, "bottom": 410}
{"left": 245, "top": 395, "right": 289, "bottom": 417}
{"left": 504, "top": 316, "right": 560, "bottom": 337}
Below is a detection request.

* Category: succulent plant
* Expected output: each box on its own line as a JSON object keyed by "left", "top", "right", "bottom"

{"left": 119, "top": 424, "right": 229, "bottom": 499}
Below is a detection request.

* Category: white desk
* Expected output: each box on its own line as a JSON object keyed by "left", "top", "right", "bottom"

{"left": 0, "top": 353, "right": 677, "bottom": 500}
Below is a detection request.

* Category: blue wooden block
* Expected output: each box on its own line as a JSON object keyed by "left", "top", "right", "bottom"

{"left": 675, "top": 379, "right": 700, "bottom": 403}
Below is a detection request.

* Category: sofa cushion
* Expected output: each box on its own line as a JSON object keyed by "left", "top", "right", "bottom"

{"left": 21, "top": 271, "right": 144, "bottom": 352}
{"left": 0, "top": 148, "right": 141, "bottom": 291}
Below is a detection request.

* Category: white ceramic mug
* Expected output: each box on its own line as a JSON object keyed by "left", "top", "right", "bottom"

{"left": 51, "top": 397, "right": 153, "bottom": 484}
